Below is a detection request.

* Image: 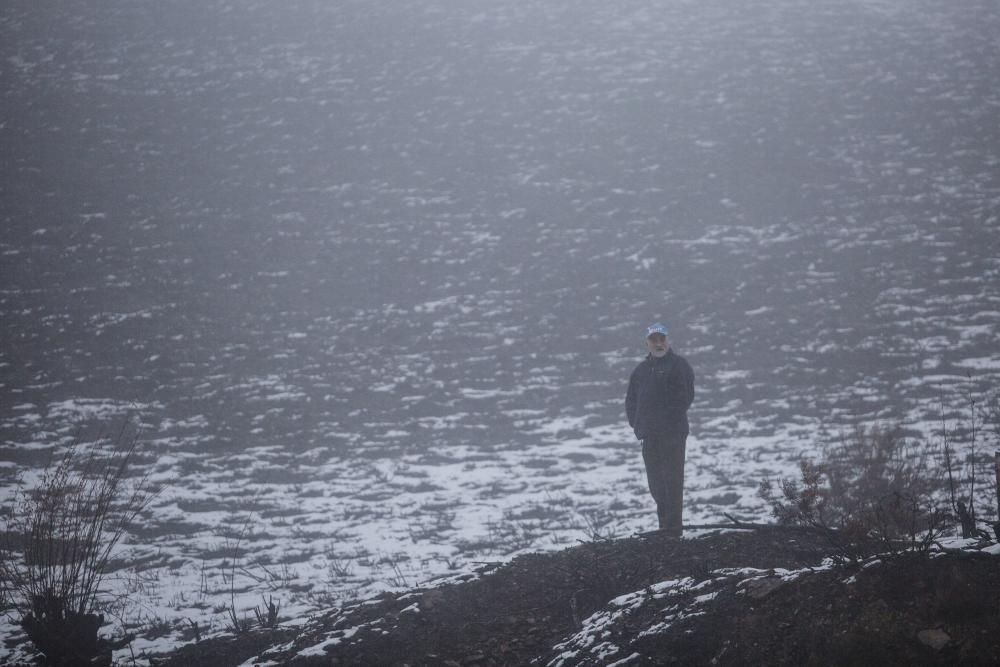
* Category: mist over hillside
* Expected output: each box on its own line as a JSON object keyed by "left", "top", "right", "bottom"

{"left": 2, "top": 0, "right": 999, "bottom": 661}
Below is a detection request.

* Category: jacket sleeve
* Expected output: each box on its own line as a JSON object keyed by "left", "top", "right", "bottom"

{"left": 682, "top": 359, "right": 695, "bottom": 410}
{"left": 625, "top": 368, "right": 638, "bottom": 428}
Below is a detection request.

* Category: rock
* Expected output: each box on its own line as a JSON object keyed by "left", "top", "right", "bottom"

{"left": 745, "top": 576, "right": 786, "bottom": 600}
{"left": 917, "top": 628, "right": 951, "bottom": 651}
{"left": 421, "top": 590, "right": 445, "bottom": 611}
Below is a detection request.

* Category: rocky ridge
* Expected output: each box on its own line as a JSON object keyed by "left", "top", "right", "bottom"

{"left": 160, "top": 529, "right": 1000, "bottom": 666}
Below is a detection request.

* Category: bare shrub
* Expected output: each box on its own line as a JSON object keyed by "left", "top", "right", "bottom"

{"left": 982, "top": 390, "right": 1000, "bottom": 539}
{"left": 253, "top": 594, "right": 281, "bottom": 629}
{"left": 326, "top": 551, "right": 355, "bottom": 581}
{"left": 574, "top": 508, "right": 619, "bottom": 542}
{"left": 225, "top": 606, "right": 254, "bottom": 636}
{"left": 485, "top": 511, "right": 540, "bottom": 555}
{"left": 222, "top": 514, "right": 254, "bottom": 637}
{"left": 940, "top": 386, "right": 998, "bottom": 538}
{"left": 758, "top": 424, "right": 950, "bottom": 562}
{"left": 0, "top": 426, "right": 158, "bottom": 664}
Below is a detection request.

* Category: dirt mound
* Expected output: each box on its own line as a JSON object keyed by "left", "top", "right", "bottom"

{"left": 161, "top": 530, "right": 1000, "bottom": 666}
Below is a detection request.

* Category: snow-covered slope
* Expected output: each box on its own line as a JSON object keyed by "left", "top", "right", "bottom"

{"left": 1, "top": 0, "right": 998, "bottom": 660}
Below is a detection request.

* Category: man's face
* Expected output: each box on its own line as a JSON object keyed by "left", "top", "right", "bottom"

{"left": 646, "top": 333, "right": 669, "bottom": 357}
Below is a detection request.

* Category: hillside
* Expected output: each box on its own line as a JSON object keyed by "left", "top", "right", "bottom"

{"left": 160, "top": 529, "right": 1000, "bottom": 666}
{"left": 5, "top": 0, "right": 1000, "bottom": 658}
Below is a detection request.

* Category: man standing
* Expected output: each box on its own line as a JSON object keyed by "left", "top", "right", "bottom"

{"left": 626, "top": 323, "right": 695, "bottom": 535}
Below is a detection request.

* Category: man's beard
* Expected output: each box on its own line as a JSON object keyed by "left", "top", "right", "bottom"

{"left": 650, "top": 348, "right": 667, "bottom": 358}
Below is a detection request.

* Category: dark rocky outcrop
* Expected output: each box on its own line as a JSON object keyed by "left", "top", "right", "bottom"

{"left": 160, "top": 530, "right": 1000, "bottom": 666}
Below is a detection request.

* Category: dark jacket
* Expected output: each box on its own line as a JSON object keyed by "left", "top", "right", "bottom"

{"left": 626, "top": 350, "right": 695, "bottom": 439}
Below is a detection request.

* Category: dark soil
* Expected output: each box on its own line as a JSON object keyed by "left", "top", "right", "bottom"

{"left": 156, "top": 529, "right": 1000, "bottom": 666}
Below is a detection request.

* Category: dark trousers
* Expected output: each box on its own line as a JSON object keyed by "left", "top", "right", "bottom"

{"left": 641, "top": 433, "right": 687, "bottom": 533}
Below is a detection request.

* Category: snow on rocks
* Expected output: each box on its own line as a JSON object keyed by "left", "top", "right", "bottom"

{"left": 541, "top": 538, "right": 1000, "bottom": 666}
{"left": 542, "top": 567, "right": 818, "bottom": 666}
